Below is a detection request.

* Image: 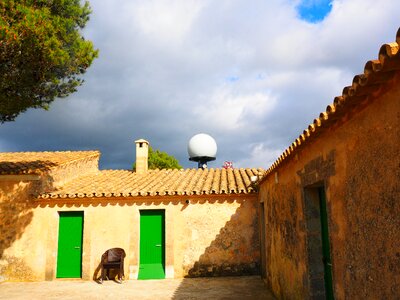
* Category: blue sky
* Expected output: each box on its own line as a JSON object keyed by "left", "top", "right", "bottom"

{"left": 0, "top": 0, "right": 399, "bottom": 170}
{"left": 297, "top": 0, "right": 332, "bottom": 23}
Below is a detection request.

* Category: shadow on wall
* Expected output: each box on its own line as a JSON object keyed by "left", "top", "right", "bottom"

{"left": 184, "top": 199, "right": 260, "bottom": 278}
{"left": 35, "top": 198, "right": 198, "bottom": 209}
{"left": 0, "top": 180, "right": 36, "bottom": 280}
{"left": 0, "top": 181, "right": 37, "bottom": 257}
{"left": 171, "top": 199, "right": 274, "bottom": 299}
{"left": 0, "top": 160, "right": 58, "bottom": 281}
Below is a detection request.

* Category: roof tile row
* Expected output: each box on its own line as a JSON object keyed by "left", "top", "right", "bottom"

{"left": 0, "top": 151, "right": 100, "bottom": 175}
{"left": 39, "top": 168, "right": 263, "bottom": 199}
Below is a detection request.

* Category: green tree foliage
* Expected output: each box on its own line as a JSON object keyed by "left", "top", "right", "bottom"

{"left": 0, "top": 0, "right": 98, "bottom": 122}
{"left": 148, "top": 147, "right": 182, "bottom": 170}
{"left": 133, "top": 147, "right": 182, "bottom": 170}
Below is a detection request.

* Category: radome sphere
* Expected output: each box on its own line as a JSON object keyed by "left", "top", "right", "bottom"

{"left": 188, "top": 133, "right": 217, "bottom": 160}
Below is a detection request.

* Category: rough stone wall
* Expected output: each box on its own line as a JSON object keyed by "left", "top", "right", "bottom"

{"left": 0, "top": 153, "right": 100, "bottom": 281}
{"left": 260, "top": 176, "right": 308, "bottom": 299}
{"left": 0, "top": 194, "right": 259, "bottom": 281}
{"left": 259, "top": 78, "right": 400, "bottom": 299}
{"left": 342, "top": 94, "right": 400, "bottom": 299}
{"left": 0, "top": 180, "right": 40, "bottom": 281}
{"left": 176, "top": 197, "right": 260, "bottom": 277}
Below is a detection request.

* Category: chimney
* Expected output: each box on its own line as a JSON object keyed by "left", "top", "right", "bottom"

{"left": 135, "top": 139, "right": 149, "bottom": 174}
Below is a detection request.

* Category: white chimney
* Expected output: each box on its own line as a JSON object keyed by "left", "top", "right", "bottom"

{"left": 135, "top": 139, "right": 149, "bottom": 174}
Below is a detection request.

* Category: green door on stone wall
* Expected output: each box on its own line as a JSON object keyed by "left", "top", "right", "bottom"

{"left": 138, "top": 210, "right": 165, "bottom": 279}
{"left": 56, "top": 211, "right": 83, "bottom": 278}
{"left": 318, "top": 187, "right": 334, "bottom": 300}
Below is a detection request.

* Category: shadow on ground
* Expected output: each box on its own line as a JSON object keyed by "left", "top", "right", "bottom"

{"left": 171, "top": 276, "right": 275, "bottom": 300}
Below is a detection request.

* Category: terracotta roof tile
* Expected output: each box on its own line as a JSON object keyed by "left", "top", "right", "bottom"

{"left": 39, "top": 167, "right": 263, "bottom": 199}
{"left": 233, "top": 168, "right": 245, "bottom": 193}
{"left": 203, "top": 168, "right": 215, "bottom": 193}
{"left": 263, "top": 27, "right": 400, "bottom": 179}
{"left": 0, "top": 151, "right": 100, "bottom": 175}
{"left": 185, "top": 168, "right": 204, "bottom": 195}
{"left": 211, "top": 169, "right": 221, "bottom": 193}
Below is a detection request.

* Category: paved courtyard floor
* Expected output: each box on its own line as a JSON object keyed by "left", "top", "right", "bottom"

{"left": 0, "top": 276, "right": 275, "bottom": 300}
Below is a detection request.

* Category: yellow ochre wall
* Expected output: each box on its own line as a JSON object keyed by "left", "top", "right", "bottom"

{"left": 0, "top": 192, "right": 260, "bottom": 281}
{"left": 259, "top": 76, "right": 400, "bottom": 299}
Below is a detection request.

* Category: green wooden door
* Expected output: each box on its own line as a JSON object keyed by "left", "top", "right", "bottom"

{"left": 138, "top": 210, "right": 165, "bottom": 279}
{"left": 56, "top": 211, "right": 83, "bottom": 278}
{"left": 318, "top": 187, "right": 334, "bottom": 299}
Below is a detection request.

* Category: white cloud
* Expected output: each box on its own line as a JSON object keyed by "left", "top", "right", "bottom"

{"left": 133, "top": 0, "right": 206, "bottom": 44}
{"left": 194, "top": 85, "right": 277, "bottom": 131}
{"left": 235, "top": 143, "right": 284, "bottom": 169}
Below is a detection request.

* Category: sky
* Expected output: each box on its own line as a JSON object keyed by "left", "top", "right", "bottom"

{"left": 0, "top": 0, "right": 399, "bottom": 170}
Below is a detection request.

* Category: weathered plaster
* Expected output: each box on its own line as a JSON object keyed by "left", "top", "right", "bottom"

{"left": 0, "top": 191, "right": 260, "bottom": 281}
{"left": 259, "top": 76, "right": 400, "bottom": 299}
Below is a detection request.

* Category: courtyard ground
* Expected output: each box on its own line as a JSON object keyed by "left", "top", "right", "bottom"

{"left": 0, "top": 276, "right": 275, "bottom": 300}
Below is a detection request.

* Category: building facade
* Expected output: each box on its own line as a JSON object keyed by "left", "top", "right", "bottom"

{"left": 258, "top": 28, "right": 400, "bottom": 299}
{"left": 0, "top": 145, "right": 262, "bottom": 281}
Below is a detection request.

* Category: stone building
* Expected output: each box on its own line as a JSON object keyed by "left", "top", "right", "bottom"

{"left": 258, "top": 28, "right": 400, "bottom": 299}
{"left": 0, "top": 140, "right": 262, "bottom": 281}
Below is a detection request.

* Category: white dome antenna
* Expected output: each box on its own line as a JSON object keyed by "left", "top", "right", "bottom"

{"left": 188, "top": 133, "right": 217, "bottom": 169}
